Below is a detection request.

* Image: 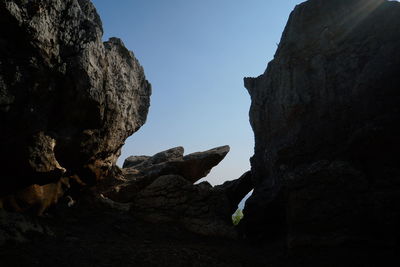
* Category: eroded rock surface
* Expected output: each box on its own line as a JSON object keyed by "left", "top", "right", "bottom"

{"left": 0, "top": 0, "right": 151, "bottom": 204}
{"left": 105, "top": 146, "right": 230, "bottom": 202}
{"left": 95, "top": 145, "right": 252, "bottom": 237}
{"left": 132, "top": 175, "right": 237, "bottom": 238}
{"left": 0, "top": 210, "right": 54, "bottom": 246}
{"left": 244, "top": 0, "right": 400, "bottom": 245}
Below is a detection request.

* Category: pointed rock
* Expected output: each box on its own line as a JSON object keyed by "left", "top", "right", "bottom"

{"left": 178, "top": 145, "right": 230, "bottom": 183}
{"left": 104, "top": 145, "right": 230, "bottom": 202}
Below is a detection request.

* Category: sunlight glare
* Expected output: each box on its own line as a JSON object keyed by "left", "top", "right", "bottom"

{"left": 340, "top": 0, "right": 384, "bottom": 39}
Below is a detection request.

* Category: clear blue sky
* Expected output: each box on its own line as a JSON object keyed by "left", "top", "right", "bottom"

{"left": 91, "top": 0, "right": 303, "bottom": 185}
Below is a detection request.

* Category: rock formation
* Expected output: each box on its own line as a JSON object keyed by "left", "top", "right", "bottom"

{"left": 0, "top": 0, "right": 151, "bottom": 208}
{"left": 0, "top": 210, "right": 54, "bottom": 246}
{"left": 132, "top": 174, "right": 236, "bottom": 238}
{"left": 0, "top": 0, "right": 252, "bottom": 240}
{"left": 103, "top": 146, "right": 230, "bottom": 202}
{"left": 96, "top": 145, "right": 253, "bottom": 237}
{"left": 215, "top": 171, "right": 253, "bottom": 215}
{"left": 244, "top": 0, "right": 400, "bottom": 246}
{"left": 2, "top": 0, "right": 400, "bottom": 264}
{"left": 0, "top": 142, "right": 252, "bottom": 242}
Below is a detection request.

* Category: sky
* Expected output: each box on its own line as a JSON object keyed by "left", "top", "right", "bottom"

{"left": 91, "top": 0, "right": 304, "bottom": 186}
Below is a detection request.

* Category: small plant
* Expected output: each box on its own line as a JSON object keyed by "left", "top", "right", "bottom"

{"left": 232, "top": 209, "right": 243, "bottom": 226}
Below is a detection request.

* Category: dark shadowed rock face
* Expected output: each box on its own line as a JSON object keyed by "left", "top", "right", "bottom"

{"left": 106, "top": 146, "right": 231, "bottom": 202}
{"left": 244, "top": 0, "right": 400, "bottom": 245}
{"left": 132, "top": 175, "right": 237, "bottom": 238}
{"left": 0, "top": 0, "right": 151, "bottom": 198}
{"left": 94, "top": 146, "right": 253, "bottom": 238}
{"left": 215, "top": 171, "right": 253, "bottom": 215}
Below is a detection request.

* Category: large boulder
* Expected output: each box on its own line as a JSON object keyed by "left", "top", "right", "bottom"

{"left": 243, "top": 0, "right": 400, "bottom": 245}
{"left": 97, "top": 146, "right": 253, "bottom": 237}
{"left": 105, "top": 146, "right": 230, "bottom": 202}
{"left": 0, "top": 0, "right": 151, "bottom": 200}
{"left": 132, "top": 175, "right": 237, "bottom": 238}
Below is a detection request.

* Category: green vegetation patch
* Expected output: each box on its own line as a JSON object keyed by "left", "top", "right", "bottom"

{"left": 232, "top": 209, "right": 243, "bottom": 225}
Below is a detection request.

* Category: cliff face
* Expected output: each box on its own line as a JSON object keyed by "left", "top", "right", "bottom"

{"left": 244, "top": 0, "right": 400, "bottom": 245}
{"left": 0, "top": 0, "right": 151, "bottom": 198}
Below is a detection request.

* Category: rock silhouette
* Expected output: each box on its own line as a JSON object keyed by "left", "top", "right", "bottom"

{"left": 99, "top": 145, "right": 252, "bottom": 237}
{"left": 1, "top": 0, "right": 400, "bottom": 265}
{"left": 0, "top": 0, "right": 151, "bottom": 206}
{"left": 244, "top": 0, "right": 400, "bottom": 246}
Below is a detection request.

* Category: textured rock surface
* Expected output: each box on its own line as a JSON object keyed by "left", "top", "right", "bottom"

{"left": 122, "top": 155, "right": 151, "bottom": 169}
{"left": 96, "top": 146, "right": 252, "bottom": 237}
{"left": 0, "top": 177, "right": 70, "bottom": 215}
{"left": 0, "top": 210, "right": 53, "bottom": 245}
{"left": 244, "top": 0, "right": 400, "bottom": 245}
{"left": 123, "top": 146, "right": 184, "bottom": 169}
{"left": 285, "top": 160, "right": 400, "bottom": 247}
{"left": 105, "top": 146, "right": 230, "bottom": 202}
{"left": 132, "top": 175, "right": 237, "bottom": 238}
{"left": 0, "top": 204, "right": 289, "bottom": 267}
{"left": 181, "top": 145, "right": 231, "bottom": 183}
{"left": 0, "top": 0, "right": 151, "bottom": 199}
